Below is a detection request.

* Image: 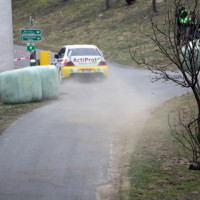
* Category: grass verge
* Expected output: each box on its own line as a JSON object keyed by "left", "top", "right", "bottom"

{"left": 0, "top": 100, "right": 48, "bottom": 134}
{"left": 120, "top": 93, "right": 200, "bottom": 200}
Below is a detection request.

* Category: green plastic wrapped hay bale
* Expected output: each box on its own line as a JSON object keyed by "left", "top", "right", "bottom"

{"left": 28, "top": 68, "right": 43, "bottom": 102}
{"left": 0, "top": 68, "right": 42, "bottom": 104}
{"left": 33, "top": 65, "right": 60, "bottom": 100}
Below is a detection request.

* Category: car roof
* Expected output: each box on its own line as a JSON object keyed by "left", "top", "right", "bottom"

{"left": 62, "top": 45, "right": 99, "bottom": 49}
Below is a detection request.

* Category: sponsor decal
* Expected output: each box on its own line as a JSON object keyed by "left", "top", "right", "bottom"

{"left": 73, "top": 57, "right": 101, "bottom": 64}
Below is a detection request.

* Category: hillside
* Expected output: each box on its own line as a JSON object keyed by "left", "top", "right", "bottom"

{"left": 12, "top": 0, "right": 166, "bottom": 66}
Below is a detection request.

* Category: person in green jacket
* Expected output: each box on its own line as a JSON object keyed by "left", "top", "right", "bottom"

{"left": 176, "top": 5, "right": 189, "bottom": 44}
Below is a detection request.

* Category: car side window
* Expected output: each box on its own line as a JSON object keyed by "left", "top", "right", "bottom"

{"left": 58, "top": 48, "right": 66, "bottom": 58}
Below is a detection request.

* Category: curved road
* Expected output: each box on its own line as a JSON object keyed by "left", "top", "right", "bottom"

{"left": 0, "top": 48, "right": 188, "bottom": 200}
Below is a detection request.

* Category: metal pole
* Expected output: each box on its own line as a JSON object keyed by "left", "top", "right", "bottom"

{"left": 28, "top": 16, "right": 36, "bottom": 66}
{"left": 29, "top": 16, "right": 34, "bottom": 29}
{"left": 0, "top": 0, "right": 14, "bottom": 72}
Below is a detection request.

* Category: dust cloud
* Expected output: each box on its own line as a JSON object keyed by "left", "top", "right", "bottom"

{"left": 60, "top": 65, "right": 152, "bottom": 134}
{"left": 59, "top": 64, "right": 154, "bottom": 199}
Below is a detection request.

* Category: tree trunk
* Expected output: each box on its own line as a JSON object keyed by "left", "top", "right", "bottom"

{"left": 106, "top": 0, "right": 110, "bottom": 10}
{"left": 193, "top": 87, "right": 200, "bottom": 142}
{"left": 152, "top": 0, "right": 157, "bottom": 13}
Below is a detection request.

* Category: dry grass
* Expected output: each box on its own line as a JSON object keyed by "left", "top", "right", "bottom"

{"left": 12, "top": 0, "right": 168, "bottom": 67}
{"left": 0, "top": 100, "right": 48, "bottom": 134}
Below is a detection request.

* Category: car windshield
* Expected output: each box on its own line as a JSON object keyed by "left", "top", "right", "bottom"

{"left": 68, "top": 48, "right": 101, "bottom": 56}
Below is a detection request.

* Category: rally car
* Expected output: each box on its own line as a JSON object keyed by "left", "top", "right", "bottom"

{"left": 53, "top": 45, "right": 108, "bottom": 80}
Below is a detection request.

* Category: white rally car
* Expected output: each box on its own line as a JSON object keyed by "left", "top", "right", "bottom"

{"left": 53, "top": 45, "right": 108, "bottom": 80}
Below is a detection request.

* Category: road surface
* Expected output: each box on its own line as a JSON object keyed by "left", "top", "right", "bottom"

{"left": 0, "top": 49, "right": 189, "bottom": 200}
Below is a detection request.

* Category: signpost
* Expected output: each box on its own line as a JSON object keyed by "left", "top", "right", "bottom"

{"left": 21, "top": 35, "right": 42, "bottom": 41}
{"left": 20, "top": 28, "right": 42, "bottom": 41}
{"left": 20, "top": 29, "right": 42, "bottom": 35}
{"left": 20, "top": 22, "right": 42, "bottom": 66}
{"left": 26, "top": 43, "right": 35, "bottom": 51}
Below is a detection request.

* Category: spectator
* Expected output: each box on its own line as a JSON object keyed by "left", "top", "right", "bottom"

{"left": 176, "top": 5, "right": 189, "bottom": 44}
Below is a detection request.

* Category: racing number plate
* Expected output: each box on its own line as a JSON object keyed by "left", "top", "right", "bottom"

{"left": 83, "top": 69, "right": 91, "bottom": 73}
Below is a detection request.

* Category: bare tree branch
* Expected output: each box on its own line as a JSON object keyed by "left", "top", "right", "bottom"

{"left": 130, "top": 0, "right": 200, "bottom": 168}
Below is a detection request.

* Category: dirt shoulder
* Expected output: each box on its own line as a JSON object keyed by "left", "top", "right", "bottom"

{"left": 97, "top": 109, "right": 152, "bottom": 199}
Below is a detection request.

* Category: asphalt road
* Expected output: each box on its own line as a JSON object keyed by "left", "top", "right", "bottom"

{"left": 0, "top": 48, "right": 189, "bottom": 200}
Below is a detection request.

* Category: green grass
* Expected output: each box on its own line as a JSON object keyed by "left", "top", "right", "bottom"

{"left": 126, "top": 149, "right": 200, "bottom": 200}
{"left": 120, "top": 94, "right": 200, "bottom": 200}
{"left": 12, "top": 0, "right": 168, "bottom": 66}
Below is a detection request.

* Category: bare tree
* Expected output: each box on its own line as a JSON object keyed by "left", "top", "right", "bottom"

{"left": 130, "top": 0, "right": 200, "bottom": 169}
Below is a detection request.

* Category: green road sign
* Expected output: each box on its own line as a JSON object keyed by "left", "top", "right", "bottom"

{"left": 20, "top": 29, "right": 42, "bottom": 35}
{"left": 21, "top": 36, "right": 42, "bottom": 41}
{"left": 27, "top": 43, "right": 35, "bottom": 51}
